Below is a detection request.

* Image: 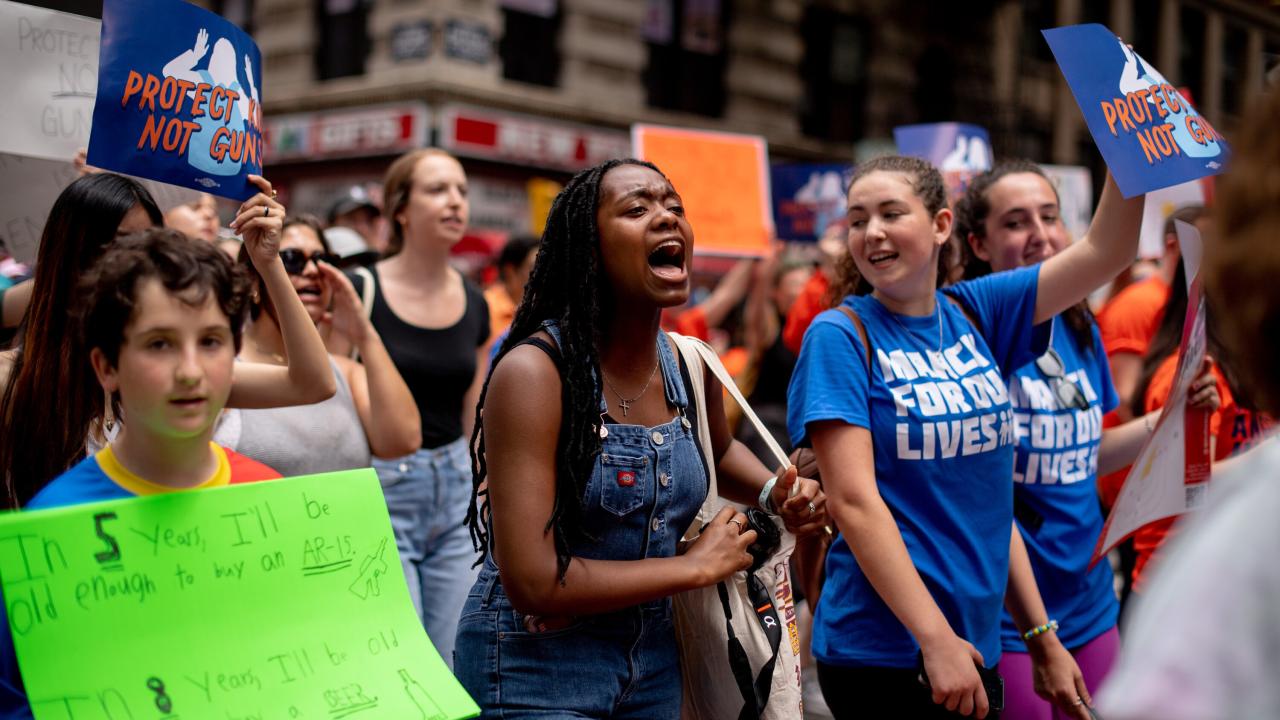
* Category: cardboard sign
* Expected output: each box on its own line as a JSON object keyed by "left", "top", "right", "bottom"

{"left": 1094, "top": 221, "right": 1210, "bottom": 563}
{"left": 0, "top": 153, "right": 201, "bottom": 265}
{"left": 1041, "top": 164, "right": 1093, "bottom": 243}
{"left": 87, "top": 0, "right": 264, "bottom": 200}
{"left": 0, "top": 0, "right": 100, "bottom": 161}
{"left": 1136, "top": 180, "right": 1205, "bottom": 259}
{"left": 1043, "top": 24, "right": 1229, "bottom": 199}
{"left": 0, "top": 470, "right": 479, "bottom": 720}
{"left": 632, "top": 125, "right": 773, "bottom": 257}
{"left": 893, "top": 123, "right": 991, "bottom": 200}
{"left": 769, "top": 163, "right": 850, "bottom": 243}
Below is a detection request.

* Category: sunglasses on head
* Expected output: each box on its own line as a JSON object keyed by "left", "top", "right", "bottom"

{"left": 1034, "top": 348, "right": 1090, "bottom": 411}
{"left": 279, "top": 248, "right": 340, "bottom": 275}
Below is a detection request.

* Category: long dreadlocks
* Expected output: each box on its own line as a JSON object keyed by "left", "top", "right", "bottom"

{"left": 466, "top": 158, "right": 665, "bottom": 580}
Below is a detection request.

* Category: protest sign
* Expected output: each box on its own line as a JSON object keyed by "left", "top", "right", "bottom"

{"left": 893, "top": 123, "right": 991, "bottom": 200}
{"left": 770, "top": 163, "right": 850, "bottom": 243}
{"left": 0, "top": 0, "right": 99, "bottom": 161}
{"left": 0, "top": 153, "right": 200, "bottom": 265}
{"left": 87, "top": 0, "right": 264, "bottom": 201}
{"left": 1043, "top": 24, "right": 1229, "bottom": 199}
{"left": 1136, "top": 180, "right": 1205, "bottom": 259}
{"left": 1093, "top": 221, "right": 1210, "bottom": 564}
{"left": 0, "top": 470, "right": 479, "bottom": 720}
{"left": 1041, "top": 164, "right": 1093, "bottom": 242}
{"left": 632, "top": 125, "right": 773, "bottom": 257}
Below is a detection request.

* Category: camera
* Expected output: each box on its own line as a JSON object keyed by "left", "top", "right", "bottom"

{"left": 743, "top": 507, "right": 781, "bottom": 572}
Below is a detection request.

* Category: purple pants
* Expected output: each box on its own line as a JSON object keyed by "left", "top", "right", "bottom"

{"left": 998, "top": 627, "right": 1119, "bottom": 720}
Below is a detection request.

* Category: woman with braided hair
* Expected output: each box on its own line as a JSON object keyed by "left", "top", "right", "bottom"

{"left": 455, "top": 159, "right": 826, "bottom": 717}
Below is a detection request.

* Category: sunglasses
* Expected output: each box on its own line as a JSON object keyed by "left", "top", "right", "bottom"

{"left": 1034, "top": 348, "right": 1090, "bottom": 411}
{"left": 279, "top": 248, "right": 340, "bottom": 275}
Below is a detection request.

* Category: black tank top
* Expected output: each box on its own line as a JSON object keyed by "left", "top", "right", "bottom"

{"left": 354, "top": 267, "right": 490, "bottom": 449}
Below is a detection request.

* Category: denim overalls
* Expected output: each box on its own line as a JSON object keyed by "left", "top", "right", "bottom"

{"left": 454, "top": 323, "right": 707, "bottom": 719}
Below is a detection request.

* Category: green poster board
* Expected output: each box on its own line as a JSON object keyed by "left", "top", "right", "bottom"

{"left": 0, "top": 470, "right": 480, "bottom": 720}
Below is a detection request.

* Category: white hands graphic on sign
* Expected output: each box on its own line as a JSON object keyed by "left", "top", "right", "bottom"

{"left": 1116, "top": 39, "right": 1221, "bottom": 159}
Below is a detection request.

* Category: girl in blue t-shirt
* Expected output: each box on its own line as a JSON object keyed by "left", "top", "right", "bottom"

{"left": 787, "top": 155, "right": 1144, "bottom": 719}
{"left": 953, "top": 160, "right": 1221, "bottom": 720}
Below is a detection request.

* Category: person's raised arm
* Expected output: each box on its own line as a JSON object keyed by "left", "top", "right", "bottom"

{"left": 226, "top": 175, "right": 336, "bottom": 409}
{"left": 161, "top": 29, "right": 207, "bottom": 85}
{"left": 1005, "top": 522, "right": 1093, "bottom": 720}
{"left": 698, "top": 258, "right": 755, "bottom": 330}
{"left": 811, "top": 420, "right": 989, "bottom": 719}
{"left": 1035, "top": 174, "right": 1144, "bottom": 324}
{"left": 1, "top": 279, "right": 32, "bottom": 329}
{"left": 319, "top": 263, "right": 420, "bottom": 458}
{"left": 485, "top": 341, "right": 755, "bottom": 617}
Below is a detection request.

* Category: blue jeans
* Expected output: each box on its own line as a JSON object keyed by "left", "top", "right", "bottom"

{"left": 455, "top": 564, "right": 682, "bottom": 719}
{"left": 374, "top": 437, "right": 479, "bottom": 671}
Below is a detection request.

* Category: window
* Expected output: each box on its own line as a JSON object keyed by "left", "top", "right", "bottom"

{"left": 798, "top": 7, "right": 867, "bottom": 142}
{"left": 499, "top": 1, "right": 562, "bottom": 87}
{"left": 1023, "top": 0, "right": 1057, "bottom": 62}
{"left": 214, "top": 0, "right": 255, "bottom": 35}
{"left": 315, "top": 0, "right": 370, "bottom": 81}
{"left": 1130, "top": 0, "right": 1159, "bottom": 64}
{"left": 643, "top": 0, "right": 729, "bottom": 118}
{"left": 1081, "top": 0, "right": 1109, "bottom": 26}
{"left": 1178, "top": 6, "right": 1206, "bottom": 99}
{"left": 1221, "top": 23, "right": 1248, "bottom": 117}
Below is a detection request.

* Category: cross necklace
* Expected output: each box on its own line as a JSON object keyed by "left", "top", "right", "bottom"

{"left": 603, "top": 355, "right": 660, "bottom": 417}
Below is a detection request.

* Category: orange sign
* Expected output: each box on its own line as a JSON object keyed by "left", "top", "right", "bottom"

{"left": 632, "top": 124, "right": 773, "bottom": 257}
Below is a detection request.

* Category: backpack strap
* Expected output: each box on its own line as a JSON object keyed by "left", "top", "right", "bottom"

{"left": 834, "top": 305, "right": 872, "bottom": 374}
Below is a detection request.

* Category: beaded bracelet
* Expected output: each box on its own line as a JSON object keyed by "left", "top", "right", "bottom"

{"left": 1022, "top": 620, "right": 1059, "bottom": 642}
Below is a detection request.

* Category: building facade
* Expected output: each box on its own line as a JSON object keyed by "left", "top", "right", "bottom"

{"left": 207, "top": 0, "right": 1278, "bottom": 235}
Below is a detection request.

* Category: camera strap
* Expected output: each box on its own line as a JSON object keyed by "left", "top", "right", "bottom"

{"left": 716, "top": 571, "right": 782, "bottom": 720}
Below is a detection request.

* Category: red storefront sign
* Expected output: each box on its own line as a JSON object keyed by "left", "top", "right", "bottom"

{"left": 439, "top": 104, "right": 630, "bottom": 173}
{"left": 266, "top": 103, "right": 430, "bottom": 162}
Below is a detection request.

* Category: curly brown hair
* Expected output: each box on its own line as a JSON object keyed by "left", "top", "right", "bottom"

{"left": 828, "top": 155, "right": 952, "bottom": 305}
{"left": 1204, "top": 86, "right": 1280, "bottom": 416}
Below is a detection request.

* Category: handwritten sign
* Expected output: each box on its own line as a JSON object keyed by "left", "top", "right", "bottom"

{"left": 893, "top": 123, "right": 991, "bottom": 200}
{"left": 1043, "top": 24, "right": 1229, "bottom": 199}
{"left": 0, "top": 470, "right": 479, "bottom": 720}
{"left": 0, "top": 0, "right": 99, "bottom": 161}
{"left": 632, "top": 124, "right": 773, "bottom": 257}
{"left": 0, "top": 153, "right": 200, "bottom": 265}
{"left": 770, "top": 163, "right": 850, "bottom": 242}
{"left": 1041, "top": 164, "right": 1093, "bottom": 243}
{"left": 87, "top": 0, "right": 264, "bottom": 200}
{"left": 1094, "top": 221, "right": 1210, "bottom": 563}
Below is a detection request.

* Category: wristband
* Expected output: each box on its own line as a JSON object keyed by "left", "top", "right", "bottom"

{"left": 758, "top": 477, "right": 778, "bottom": 514}
{"left": 1022, "top": 619, "right": 1059, "bottom": 642}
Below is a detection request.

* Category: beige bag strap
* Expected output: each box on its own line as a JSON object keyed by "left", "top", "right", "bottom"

{"left": 676, "top": 334, "right": 789, "bottom": 471}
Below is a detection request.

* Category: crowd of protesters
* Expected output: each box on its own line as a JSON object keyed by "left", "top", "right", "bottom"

{"left": 0, "top": 74, "right": 1276, "bottom": 720}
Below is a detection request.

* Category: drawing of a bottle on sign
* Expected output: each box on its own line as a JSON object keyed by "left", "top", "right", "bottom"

{"left": 1116, "top": 39, "right": 1221, "bottom": 161}
{"left": 399, "top": 669, "right": 444, "bottom": 720}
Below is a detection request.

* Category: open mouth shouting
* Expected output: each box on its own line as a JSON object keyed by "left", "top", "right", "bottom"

{"left": 647, "top": 238, "right": 687, "bottom": 282}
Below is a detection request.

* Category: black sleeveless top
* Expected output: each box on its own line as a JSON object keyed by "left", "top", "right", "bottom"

{"left": 352, "top": 267, "right": 490, "bottom": 449}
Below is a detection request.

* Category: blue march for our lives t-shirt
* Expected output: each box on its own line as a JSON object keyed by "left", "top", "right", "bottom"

{"left": 1000, "top": 315, "right": 1120, "bottom": 652}
{"left": 787, "top": 264, "right": 1049, "bottom": 669}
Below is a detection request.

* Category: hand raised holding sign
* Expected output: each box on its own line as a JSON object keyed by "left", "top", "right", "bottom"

{"left": 230, "top": 174, "right": 284, "bottom": 267}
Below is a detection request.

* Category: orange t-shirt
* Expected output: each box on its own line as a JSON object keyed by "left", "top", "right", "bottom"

{"left": 1096, "top": 276, "right": 1171, "bottom": 358}
{"left": 782, "top": 271, "right": 829, "bottom": 356}
{"left": 1129, "top": 356, "right": 1272, "bottom": 591}
{"left": 484, "top": 284, "right": 516, "bottom": 340}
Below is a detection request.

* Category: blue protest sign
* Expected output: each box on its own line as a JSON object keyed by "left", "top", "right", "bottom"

{"left": 88, "top": 0, "right": 264, "bottom": 201}
{"left": 770, "top": 163, "right": 850, "bottom": 242}
{"left": 893, "top": 122, "right": 991, "bottom": 199}
{"left": 1043, "top": 24, "right": 1228, "bottom": 199}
